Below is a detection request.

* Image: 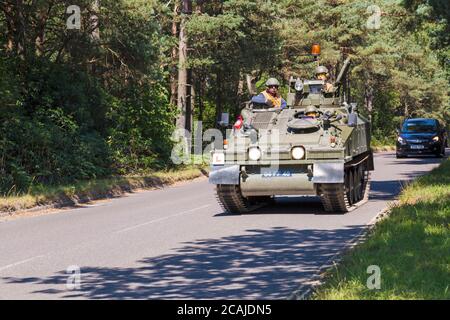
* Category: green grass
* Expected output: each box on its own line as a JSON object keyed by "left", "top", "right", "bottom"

{"left": 372, "top": 145, "right": 396, "bottom": 153}
{"left": 371, "top": 137, "right": 396, "bottom": 152}
{"left": 0, "top": 165, "right": 208, "bottom": 214}
{"left": 371, "top": 136, "right": 396, "bottom": 148}
{"left": 313, "top": 159, "right": 450, "bottom": 300}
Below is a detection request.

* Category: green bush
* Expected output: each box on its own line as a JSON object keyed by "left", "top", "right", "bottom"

{"left": 107, "top": 83, "right": 177, "bottom": 173}
{"left": 0, "top": 107, "right": 112, "bottom": 194}
{"left": 0, "top": 56, "right": 176, "bottom": 194}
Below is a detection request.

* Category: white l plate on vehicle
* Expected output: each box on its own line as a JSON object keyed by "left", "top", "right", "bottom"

{"left": 212, "top": 152, "right": 225, "bottom": 165}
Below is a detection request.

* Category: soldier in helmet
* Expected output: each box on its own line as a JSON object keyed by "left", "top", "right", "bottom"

{"left": 251, "top": 78, "right": 287, "bottom": 109}
{"left": 315, "top": 66, "right": 334, "bottom": 93}
{"left": 304, "top": 105, "right": 320, "bottom": 119}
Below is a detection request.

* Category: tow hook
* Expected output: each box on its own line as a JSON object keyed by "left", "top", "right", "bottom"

{"left": 241, "top": 166, "right": 249, "bottom": 181}
{"left": 307, "top": 165, "right": 314, "bottom": 180}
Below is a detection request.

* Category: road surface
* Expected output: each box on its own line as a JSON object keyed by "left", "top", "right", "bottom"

{"left": 0, "top": 152, "right": 446, "bottom": 299}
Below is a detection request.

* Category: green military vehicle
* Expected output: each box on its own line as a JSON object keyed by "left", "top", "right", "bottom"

{"left": 209, "top": 49, "right": 374, "bottom": 213}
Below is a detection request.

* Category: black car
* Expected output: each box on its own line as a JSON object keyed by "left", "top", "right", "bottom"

{"left": 396, "top": 118, "right": 447, "bottom": 158}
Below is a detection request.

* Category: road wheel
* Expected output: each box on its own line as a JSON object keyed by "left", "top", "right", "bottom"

{"left": 346, "top": 169, "right": 355, "bottom": 206}
{"left": 352, "top": 166, "right": 360, "bottom": 203}
{"left": 354, "top": 165, "right": 364, "bottom": 202}
{"left": 216, "top": 184, "right": 251, "bottom": 214}
{"left": 216, "top": 185, "right": 269, "bottom": 214}
{"left": 319, "top": 160, "right": 371, "bottom": 213}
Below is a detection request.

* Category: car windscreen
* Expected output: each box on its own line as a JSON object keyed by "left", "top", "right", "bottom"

{"left": 402, "top": 120, "right": 437, "bottom": 133}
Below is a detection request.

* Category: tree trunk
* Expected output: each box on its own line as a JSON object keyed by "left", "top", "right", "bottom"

{"left": 197, "top": 76, "right": 204, "bottom": 122}
{"left": 2, "top": 2, "right": 15, "bottom": 53}
{"left": 184, "top": 0, "right": 193, "bottom": 134}
{"left": 170, "top": 2, "right": 179, "bottom": 107}
{"left": 176, "top": 0, "right": 192, "bottom": 133}
{"left": 246, "top": 74, "right": 257, "bottom": 96}
{"left": 16, "top": 0, "right": 26, "bottom": 60}
{"left": 364, "top": 84, "right": 374, "bottom": 122}
{"left": 1, "top": 1, "right": 26, "bottom": 58}
{"left": 215, "top": 71, "right": 223, "bottom": 129}
{"left": 176, "top": 11, "right": 187, "bottom": 131}
{"left": 89, "top": 0, "right": 100, "bottom": 74}
{"left": 185, "top": 68, "right": 192, "bottom": 134}
{"left": 34, "top": 4, "right": 52, "bottom": 57}
{"left": 236, "top": 76, "right": 244, "bottom": 117}
{"left": 90, "top": 1, "right": 100, "bottom": 42}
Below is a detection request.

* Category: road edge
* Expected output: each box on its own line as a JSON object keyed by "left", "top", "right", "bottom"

{"left": 0, "top": 152, "right": 390, "bottom": 218}
{"left": 287, "top": 202, "right": 397, "bottom": 300}
{"left": 0, "top": 167, "right": 210, "bottom": 218}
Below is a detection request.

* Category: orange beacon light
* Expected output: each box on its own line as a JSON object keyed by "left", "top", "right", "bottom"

{"left": 311, "top": 44, "right": 321, "bottom": 56}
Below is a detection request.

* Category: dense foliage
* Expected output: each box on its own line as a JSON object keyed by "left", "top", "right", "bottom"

{"left": 0, "top": 0, "right": 177, "bottom": 193}
{"left": 0, "top": 0, "right": 448, "bottom": 194}
{"left": 185, "top": 0, "right": 449, "bottom": 142}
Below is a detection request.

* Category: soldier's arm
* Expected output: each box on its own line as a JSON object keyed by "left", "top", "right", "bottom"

{"left": 325, "top": 83, "right": 335, "bottom": 93}
{"left": 251, "top": 93, "right": 266, "bottom": 105}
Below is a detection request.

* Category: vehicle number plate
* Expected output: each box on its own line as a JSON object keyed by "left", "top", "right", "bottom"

{"left": 411, "top": 145, "right": 424, "bottom": 149}
{"left": 261, "top": 170, "right": 292, "bottom": 178}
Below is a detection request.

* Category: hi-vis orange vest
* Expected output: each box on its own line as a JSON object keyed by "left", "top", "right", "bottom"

{"left": 262, "top": 91, "right": 282, "bottom": 108}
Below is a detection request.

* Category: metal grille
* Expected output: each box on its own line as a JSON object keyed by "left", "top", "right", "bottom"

{"left": 251, "top": 112, "right": 274, "bottom": 130}
{"left": 274, "top": 114, "right": 290, "bottom": 130}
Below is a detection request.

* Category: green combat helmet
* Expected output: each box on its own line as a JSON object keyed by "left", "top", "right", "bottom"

{"left": 315, "top": 66, "right": 329, "bottom": 75}
{"left": 305, "top": 105, "right": 319, "bottom": 117}
{"left": 265, "top": 78, "right": 280, "bottom": 86}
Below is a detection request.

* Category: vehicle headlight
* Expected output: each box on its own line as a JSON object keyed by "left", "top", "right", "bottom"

{"left": 295, "top": 79, "right": 304, "bottom": 92}
{"left": 398, "top": 137, "right": 406, "bottom": 144}
{"left": 291, "top": 146, "right": 306, "bottom": 160}
{"left": 248, "top": 147, "right": 262, "bottom": 161}
{"left": 432, "top": 136, "right": 439, "bottom": 142}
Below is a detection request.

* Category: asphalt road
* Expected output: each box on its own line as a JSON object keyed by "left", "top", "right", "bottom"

{"left": 0, "top": 152, "right": 446, "bottom": 300}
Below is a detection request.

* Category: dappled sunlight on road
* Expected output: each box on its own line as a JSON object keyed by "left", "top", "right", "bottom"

{"left": 2, "top": 226, "right": 366, "bottom": 300}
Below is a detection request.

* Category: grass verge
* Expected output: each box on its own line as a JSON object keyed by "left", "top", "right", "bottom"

{"left": 0, "top": 165, "right": 208, "bottom": 214}
{"left": 313, "top": 159, "right": 450, "bottom": 300}
{"left": 372, "top": 145, "right": 396, "bottom": 153}
{"left": 371, "top": 137, "right": 396, "bottom": 153}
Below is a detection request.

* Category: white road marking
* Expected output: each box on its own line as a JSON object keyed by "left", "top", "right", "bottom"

{"left": 0, "top": 255, "right": 45, "bottom": 272}
{"left": 116, "top": 204, "right": 211, "bottom": 234}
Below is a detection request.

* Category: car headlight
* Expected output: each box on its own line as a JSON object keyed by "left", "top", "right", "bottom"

{"left": 397, "top": 137, "right": 406, "bottom": 144}
{"left": 291, "top": 146, "right": 306, "bottom": 160}
{"left": 432, "top": 136, "right": 439, "bottom": 142}
{"left": 248, "top": 147, "right": 262, "bottom": 161}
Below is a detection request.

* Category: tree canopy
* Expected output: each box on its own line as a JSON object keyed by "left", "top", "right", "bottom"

{"left": 0, "top": 0, "right": 448, "bottom": 193}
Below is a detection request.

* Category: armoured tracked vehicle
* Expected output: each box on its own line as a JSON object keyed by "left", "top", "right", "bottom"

{"left": 209, "top": 48, "right": 374, "bottom": 213}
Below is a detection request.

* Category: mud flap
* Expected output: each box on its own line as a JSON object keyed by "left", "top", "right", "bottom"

{"left": 209, "top": 165, "right": 240, "bottom": 185}
{"left": 312, "top": 162, "right": 345, "bottom": 183}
